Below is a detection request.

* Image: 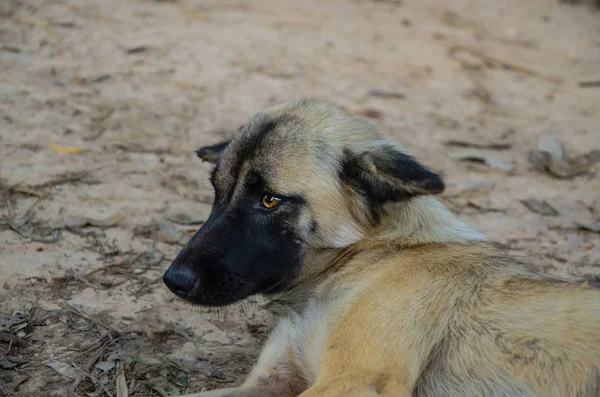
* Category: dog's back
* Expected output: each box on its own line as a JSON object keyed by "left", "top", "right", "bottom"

{"left": 325, "top": 242, "right": 600, "bottom": 397}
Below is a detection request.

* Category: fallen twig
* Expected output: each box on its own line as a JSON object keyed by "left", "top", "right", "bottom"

{"left": 579, "top": 80, "right": 600, "bottom": 88}
{"left": 444, "top": 140, "right": 511, "bottom": 150}
{"left": 368, "top": 90, "right": 406, "bottom": 99}
{"left": 36, "top": 171, "right": 91, "bottom": 189}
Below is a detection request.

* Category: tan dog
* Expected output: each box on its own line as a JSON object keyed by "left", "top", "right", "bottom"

{"left": 163, "top": 99, "right": 600, "bottom": 397}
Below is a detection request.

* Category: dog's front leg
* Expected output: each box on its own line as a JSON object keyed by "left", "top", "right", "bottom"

{"left": 182, "top": 317, "right": 308, "bottom": 397}
{"left": 298, "top": 372, "right": 411, "bottom": 397}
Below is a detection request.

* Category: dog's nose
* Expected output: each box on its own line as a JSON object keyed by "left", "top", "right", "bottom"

{"left": 163, "top": 266, "right": 197, "bottom": 297}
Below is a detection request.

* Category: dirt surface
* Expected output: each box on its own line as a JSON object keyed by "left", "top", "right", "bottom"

{"left": 1, "top": 0, "right": 599, "bottom": 395}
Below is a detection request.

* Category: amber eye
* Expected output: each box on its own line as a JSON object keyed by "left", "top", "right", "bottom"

{"left": 261, "top": 194, "right": 281, "bottom": 209}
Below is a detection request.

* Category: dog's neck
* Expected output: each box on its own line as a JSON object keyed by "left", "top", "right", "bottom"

{"left": 264, "top": 247, "right": 358, "bottom": 315}
{"left": 372, "top": 196, "right": 486, "bottom": 246}
{"left": 265, "top": 196, "right": 486, "bottom": 315}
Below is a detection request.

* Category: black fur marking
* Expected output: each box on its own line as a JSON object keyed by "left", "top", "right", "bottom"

{"left": 370, "top": 145, "right": 445, "bottom": 194}
{"left": 196, "top": 140, "right": 231, "bottom": 163}
{"left": 221, "top": 116, "right": 302, "bottom": 202}
{"left": 209, "top": 165, "right": 219, "bottom": 186}
{"left": 244, "top": 169, "right": 262, "bottom": 190}
{"left": 256, "top": 120, "right": 279, "bottom": 137}
{"left": 208, "top": 166, "right": 222, "bottom": 204}
{"left": 164, "top": 115, "right": 316, "bottom": 306}
{"left": 339, "top": 147, "right": 444, "bottom": 223}
{"left": 167, "top": 115, "right": 309, "bottom": 306}
{"left": 339, "top": 150, "right": 383, "bottom": 223}
{"left": 224, "top": 121, "right": 279, "bottom": 201}
{"left": 162, "top": 182, "right": 306, "bottom": 306}
{"left": 310, "top": 220, "right": 318, "bottom": 234}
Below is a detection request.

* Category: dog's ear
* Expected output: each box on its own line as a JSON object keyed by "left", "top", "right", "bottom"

{"left": 196, "top": 140, "right": 231, "bottom": 164}
{"left": 340, "top": 145, "right": 444, "bottom": 204}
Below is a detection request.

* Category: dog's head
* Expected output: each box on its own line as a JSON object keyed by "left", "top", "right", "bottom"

{"left": 163, "top": 99, "right": 444, "bottom": 306}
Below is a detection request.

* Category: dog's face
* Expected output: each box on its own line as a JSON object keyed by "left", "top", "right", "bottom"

{"left": 163, "top": 99, "right": 444, "bottom": 306}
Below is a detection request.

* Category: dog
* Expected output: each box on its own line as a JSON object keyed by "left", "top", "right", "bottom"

{"left": 163, "top": 99, "right": 600, "bottom": 397}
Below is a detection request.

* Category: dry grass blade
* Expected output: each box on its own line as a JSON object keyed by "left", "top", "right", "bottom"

{"left": 35, "top": 171, "right": 91, "bottom": 189}
{"left": 116, "top": 361, "right": 128, "bottom": 397}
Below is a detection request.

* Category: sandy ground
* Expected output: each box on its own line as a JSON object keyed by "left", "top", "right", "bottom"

{"left": 0, "top": 0, "right": 599, "bottom": 395}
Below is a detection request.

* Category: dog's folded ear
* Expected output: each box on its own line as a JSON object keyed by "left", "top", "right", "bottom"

{"left": 196, "top": 140, "right": 231, "bottom": 164}
{"left": 340, "top": 145, "right": 444, "bottom": 204}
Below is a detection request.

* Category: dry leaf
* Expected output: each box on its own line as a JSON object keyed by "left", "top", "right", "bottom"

{"left": 576, "top": 222, "right": 600, "bottom": 233}
{"left": 520, "top": 199, "right": 559, "bottom": 216}
{"left": 49, "top": 142, "right": 87, "bottom": 154}
{"left": 0, "top": 356, "right": 25, "bottom": 369}
{"left": 47, "top": 360, "right": 79, "bottom": 380}
{"left": 535, "top": 133, "right": 564, "bottom": 161}
{"left": 529, "top": 133, "right": 600, "bottom": 179}
{"left": 0, "top": 313, "right": 28, "bottom": 332}
{"left": 529, "top": 150, "right": 588, "bottom": 178}
{"left": 95, "top": 361, "right": 116, "bottom": 372}
{"left": 449, "top": 150, "right": 514, "bottom": 172}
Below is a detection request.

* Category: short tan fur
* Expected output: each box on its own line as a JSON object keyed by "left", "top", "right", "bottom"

{"left": 175, "top": 99, "right": 600, "bottom": 397}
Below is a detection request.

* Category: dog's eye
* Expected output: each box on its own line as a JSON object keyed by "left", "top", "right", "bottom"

{"left": 261, "top": 194, "right": 281, "bottom": 209}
